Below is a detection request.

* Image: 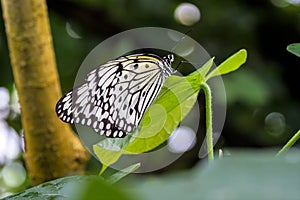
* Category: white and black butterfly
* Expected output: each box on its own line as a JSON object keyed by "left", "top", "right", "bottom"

{"left": 56, "top": 53, "right": 175, "bottom": 138}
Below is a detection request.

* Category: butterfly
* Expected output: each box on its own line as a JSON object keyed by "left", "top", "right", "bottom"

{"left": 56, "top": 53, "right": 175, "bottom": 138}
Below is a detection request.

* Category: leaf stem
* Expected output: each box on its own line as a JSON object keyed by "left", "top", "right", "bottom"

{"left": 201, "top": 83, "right": 214, "bottom": 161}
{"left": 277, "top": 129, "right": 300, "bottom": 156}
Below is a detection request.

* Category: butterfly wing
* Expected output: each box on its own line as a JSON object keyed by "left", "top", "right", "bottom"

{"left": 56, "top": 54, "right": 173, "bottom": 138}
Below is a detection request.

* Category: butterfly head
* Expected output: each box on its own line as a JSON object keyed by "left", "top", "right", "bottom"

{"left": 163, "top": 54, "right": 174, "bottom": 65}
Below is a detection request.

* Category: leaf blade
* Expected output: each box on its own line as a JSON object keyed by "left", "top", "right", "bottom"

{"left": 205, "top": 49, "right": 247, "bottom": 80}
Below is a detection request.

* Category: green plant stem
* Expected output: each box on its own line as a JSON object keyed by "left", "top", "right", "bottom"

{"left": 277, "top": 129, "right": 300, "bottom": 156}
{"left": 99, "top": 164, "right": 108, "bottom": 176}
{"left": 201, "top": 83, "right": 214, "bottom": 161}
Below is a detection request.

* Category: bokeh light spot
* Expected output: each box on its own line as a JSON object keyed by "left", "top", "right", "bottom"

{"left": 174, "top": 3, "right": 201, "bottom": 26}
{"left": 264, "top": 112, "right": 286, "bottom": 136}
{"left": 1, "top": 162, "right": 26, "bottom": 188}
{"left": 168, "top": 126, "right": 196, "bottom": 153}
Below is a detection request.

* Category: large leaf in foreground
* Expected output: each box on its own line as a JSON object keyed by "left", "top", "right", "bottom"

{"left": 131, "top": 150, "right": 300, "bottom": 200}
{"left": 5, "top": 150, "right": 300, "bottom": 200}
{"left": 2, "top": 175, "right": 133, "bottom": 200}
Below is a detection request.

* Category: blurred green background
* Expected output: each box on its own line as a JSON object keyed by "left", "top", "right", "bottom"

{"left": 0, "top": 0, "right": 300, "bottom": 197}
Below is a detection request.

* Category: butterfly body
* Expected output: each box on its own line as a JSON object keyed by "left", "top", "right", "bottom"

{"left": 56, "top": 53, "right": 175, "bottom": 138}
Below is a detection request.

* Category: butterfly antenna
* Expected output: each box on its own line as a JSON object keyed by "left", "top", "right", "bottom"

{"left": 174, "top": 60, "right": 203, "bottom": 71}
{"left": 174, "top": 60, "right": 190, "bottom": 71}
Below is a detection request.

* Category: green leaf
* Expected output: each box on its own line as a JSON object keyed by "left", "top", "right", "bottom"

{"left": 131, "top": 150, "right": 300, "bottom": 200}
{"left": 93, "top": 58, "right": 212, "bottom": 168}
{"left": 2, "top": 175, "right": 134, "bottom": 200}
{"left": 106, "top": 163, "right": 141, "bottom": 184}
{"left": 287, "top": 43, "right": 300, "bottom": 57}
{"left": 5, "top": 151, "right": 300, "bottom": 200}
{"left": 205, "top": 49, "right": 247, "bottom": 80}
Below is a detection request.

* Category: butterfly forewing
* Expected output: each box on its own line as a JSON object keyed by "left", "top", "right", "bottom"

{"left": 56, "top": 53, "right": 175, "bottom": 138}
